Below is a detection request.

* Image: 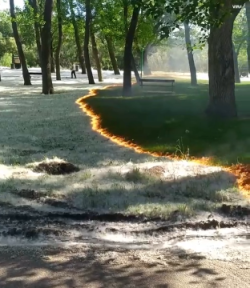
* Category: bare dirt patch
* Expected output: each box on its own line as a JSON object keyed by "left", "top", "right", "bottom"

{"left": 145, "top": 165, "right": 165, "bottom": 177}
{"left": 33, "top": 160, "right": 80, "bottom": 175}
{"left": 12, "top": 189, "right": 47, "bottom": 200}
{"left": 220, "top": 204, "right": 250, "bottom": 217}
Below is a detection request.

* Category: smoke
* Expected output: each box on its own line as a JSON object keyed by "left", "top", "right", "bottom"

{"left": 145, "top": 45, "right": 208, "bottom": 74}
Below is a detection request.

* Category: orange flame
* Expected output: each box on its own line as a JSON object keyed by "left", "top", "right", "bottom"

{"left": 76, "top": 85, "right": 250, "bottom": 197}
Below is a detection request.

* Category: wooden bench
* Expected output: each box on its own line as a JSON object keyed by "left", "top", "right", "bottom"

{"left": 139, "top": 78, "right": 175, "bottom": 92}
{"left": 28, "top": 72, "right": 42, "bottom": 78}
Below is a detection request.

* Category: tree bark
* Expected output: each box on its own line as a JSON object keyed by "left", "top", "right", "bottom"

{"left": 206, "top": 7, "right": 240, "bottom": 118}
{"left": 122, "top": 3, "right": 141, "bottom": 96}
{"left": 245, "top": 2, "right": 250, "bottom": 73}
{"left": 28, "top": 0, "right": 42, "bottom": 66}
{"left": 55, "top": 0, "right": 63, "bottom": 81}
{"left": 90, "top": 26, "right": 102, "bottom": 82}
{"left": 233, "top": 43, "right": 240, "bottom": 83}
{"left": 105, "top": 35, "right": 120, "bottom": 75}
{"left": 51, "top": 38, "right": 55, "bottom": 73}
{"left": 69, "top": 1, "right": 86, "bottom": 74}
{"left": 184, "top": 21, "right": 197, "bottom": 85}
{"left": 84, "top": 0, "right": 95, "bottom": 84}
{"left": 41, "top": 0, "right": 53, "bottom": 94}
{"left": 131, "top": 53, "right": 140, "bottom": 84}
{"left": 143, "top": 44, "right": 152, "bottom": 75}
{"left": 236, "top": 35, "right": 247, "bottom": 56}
{"left": 9, "top": 0, "right": 31, "bottom": 85}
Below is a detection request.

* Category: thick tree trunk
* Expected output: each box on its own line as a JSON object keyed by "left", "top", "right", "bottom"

{"left": 69, "top": 1, "right": 86, "bottom": 74}
{"left": 84, "top": 0, "right": 95, "bottom": 84}
{"left": 90, "top": 27, "right": 102, "bottom": 82}
{"left": 143, "top": 44, "right": 151, "bottom": 75}
{"left": 206, "top": 8, "right": 240, "bottom": 118}
{"left": 184, "top": 21, "right": 197, "bottom": 85}
{"left": 41, "top": 0, "right": 53, "bottom": 94}
{"left": 55, "top": 0, "right": 63, "bottom": 81}
{"left": 131, "top": 54, "right": 140, "bottom": 84}
{"left": 10, "top": 0, "right": 31, "bottom": 85}
{"left": 29, "top": 0, "right": 42, "bottom": 66}
{"left": 246, "top": 2, "right": 250, "bottom": 73}
{"left": 233, "top": 43, "right": 240, "bottom": 83}
{"left": 122, "top": 4, "right": 141, "bottom": 96}
{"left": 105, "top": 35, "right": 120, "bottom": 75}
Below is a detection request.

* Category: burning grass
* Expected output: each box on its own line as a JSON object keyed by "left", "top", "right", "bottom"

{"left": 83, "top": 82, "right": 250, "bottom": 194}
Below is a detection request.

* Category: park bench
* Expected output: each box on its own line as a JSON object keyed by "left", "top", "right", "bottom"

{"left": 139, "top": 78, "right": 175, "bottom": 93}
{"left": 28, "top": 72, "right": 42, "bottom": 78}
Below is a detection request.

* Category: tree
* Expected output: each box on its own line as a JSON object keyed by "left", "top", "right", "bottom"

{"left": 9, "top": 0, "right": 31, "bottom": 85}
{"left": 147, "top": 0, "right": 247, "bottom": 118}
{"left": 233, "top": 8, "right": 248, "bottom": 82}
{"left": 0, "top": 12, "right": 16, "bottom": 59}
{"left": 233, "top": 43, "right": 241, "bottom": 82}
{"left": 41, "top": 0, "right": 54, "bottom": 94}
{"left": 90, "top": 24, "right": 103, "bottom": 82}
{"left": 84, "top": 0, "right": 95, "bottom": 84}
{"left": 245, "top": 2, "right": 250, "bottom": 73}
{"left": 184, "top": 21, "right": 197, "bottom": 85}
{"left": 142, "top": 44, "right": 152, "bottom": 75}
{"left": 105, "top": 35, "right": 120, "bottom": 75}
{"left": 205, "top": 5, "right": 241, "bottom": 118}
{"left": 28, "top": 0, "right": 42, "bottom": 66}
{"left": 122, "top": 1, "right": 141, "bottom": 96}
{"left": 55, "top": 0, "right": 62, "bottom": 80}
{"left": 69, "top": 0, "right": 86, "bottom": 74}
{"left": 93, "top": 0, "right": 123, "bottom": 75}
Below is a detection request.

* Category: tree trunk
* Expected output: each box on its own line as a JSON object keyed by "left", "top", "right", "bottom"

{"left": 90, "top": 27, "right": 102, "bottom": 82}
{"left": 122, "top": 3, "right": 141, "bottom": 96}
{"left": 105, "top": 35, "right": 120, "bottom": 75}
{"left": 29, "top": 0, "right": 42, "bottom": 66}
{"left": 84, "top": 0, "right": 95, "bottom": 84}
{"left": 246, "top": 2, "right": 250, "bottom": 73}
{"left": 55, "top": 0, "right": 62, "bottom": 81}
{"left": 233, "top": 43, "right": 240, "bottom": 83}
{"left": 206, "top": 7, "right": 240, "bottom": 118}
{"left": 184, "top": 21, "right": 197, "bottom": 85}
{"left": 69, "top": 1, "right": 86, "bottom": 74}
{"left": 131, "top": 53, "right": 140, "bottom": 84}
{"left": 9, "top": 0, "right": 31, "bottom": 85}
{"left": 51, "top": 39, "right": 55, "bottom": 73}
{"left": 143, "top": 44, "right": 151, "bottom": 75}
{"left": 41, "top": 0, "right": 53, "bottom": 94}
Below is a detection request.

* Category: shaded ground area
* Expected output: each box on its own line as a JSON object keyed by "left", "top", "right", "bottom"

{"left": 0, "top": 246, "right": 249, "bottom": 288}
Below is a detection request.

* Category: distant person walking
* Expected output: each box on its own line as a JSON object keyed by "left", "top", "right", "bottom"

{"left": 71, "top": 65, "right": 76, "bottom": 79}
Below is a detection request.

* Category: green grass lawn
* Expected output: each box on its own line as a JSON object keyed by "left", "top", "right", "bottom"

{"left": 85, "top": 80, "right": 250, "bottom": 166}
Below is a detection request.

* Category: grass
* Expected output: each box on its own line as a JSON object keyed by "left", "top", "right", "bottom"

{"left": 85, "top": 80, "right": 250, "bottom": 166}
{"left": 0, "top": 79, "right": 248, "bottom": 221}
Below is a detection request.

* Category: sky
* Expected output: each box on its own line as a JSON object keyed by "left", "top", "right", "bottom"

{"left": 0, "top": 0, "right": 24, "bottom": 11}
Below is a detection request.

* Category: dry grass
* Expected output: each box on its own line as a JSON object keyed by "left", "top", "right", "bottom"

{"left": 0, "top": 78, "right": 248, "bottom": 219}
